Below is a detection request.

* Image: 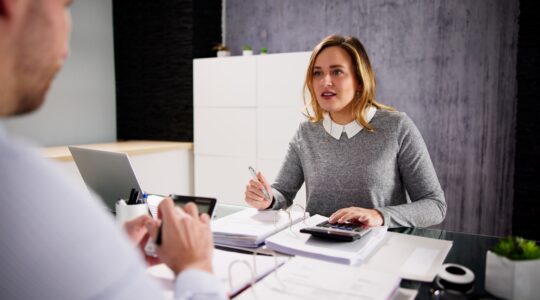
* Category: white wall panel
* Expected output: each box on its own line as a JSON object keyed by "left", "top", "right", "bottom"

{"left": 194, "top": 56, "right": 257, "bottom": 107}
{"left": 257, "top": 107, "right": 305, "bottom": 159}
{"left": 257, "top": 52, "right": 311, "bottom": 108}
{"left": 194, "top": 108, "right": 256, "bottom": 157}
{"left": 194, "top": 155, "right": 254, "bottom": 205}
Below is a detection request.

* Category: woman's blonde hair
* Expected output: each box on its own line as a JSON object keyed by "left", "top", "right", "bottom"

{"left": 304, "top": 34, "right": 393, "bottom": 131}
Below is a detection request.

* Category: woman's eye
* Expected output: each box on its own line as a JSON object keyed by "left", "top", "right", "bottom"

{"left": 332, "top": 69, "right": 344, "bottom": 76}
{"left": 313, "top": 70, "right": 322, "bottom": 77}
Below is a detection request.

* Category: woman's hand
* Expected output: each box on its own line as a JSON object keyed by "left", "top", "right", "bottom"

{"left": 244, "top": 172, "right": 273, "bottom": 209}
{"left": 329, "top": 207, "right": 384, "bottom": 227}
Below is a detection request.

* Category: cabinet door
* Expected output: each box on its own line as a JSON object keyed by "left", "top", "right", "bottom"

{"left": 257, "top": 52, "right": 311, "bottom": 108}
{"left": 194, "top": 56, "right": 257, "bottom": 107}
{"left": 194, "top": 107, "right": 256, "bottom": 157}
{"left": 130, "top": 149, "right": 193, "bottom": 196}
{"left": 257, "top": 107, "right": 305, "bottom": 159}
{"left": 194, "top": 154, "right": 253, "bottom": 206}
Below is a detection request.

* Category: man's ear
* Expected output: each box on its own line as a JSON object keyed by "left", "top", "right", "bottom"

{"left": 0, "top": 0, "right": 14, "bottom": 19}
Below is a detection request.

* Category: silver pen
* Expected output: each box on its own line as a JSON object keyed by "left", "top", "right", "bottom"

{"left": 248, "top": 166, "right": 271, "bottom": 200}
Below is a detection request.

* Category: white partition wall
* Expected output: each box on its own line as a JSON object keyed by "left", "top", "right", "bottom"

{"left": 194, "top": 52, "right": 310, "bottom": 206}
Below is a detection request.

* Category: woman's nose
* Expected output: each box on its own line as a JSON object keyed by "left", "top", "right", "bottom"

{"left": 323, "top": 75, "right": 334, "bottom": 87}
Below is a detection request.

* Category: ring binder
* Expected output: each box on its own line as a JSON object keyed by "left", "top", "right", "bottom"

{"left": 228, "top": 259, "right": 257, "bottom": 297}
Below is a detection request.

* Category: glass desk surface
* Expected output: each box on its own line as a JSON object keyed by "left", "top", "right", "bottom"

{"left": 214, "top": 204, "right": 501, "bottom": 299}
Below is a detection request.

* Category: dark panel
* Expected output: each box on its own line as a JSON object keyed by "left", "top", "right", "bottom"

{"left": 113, "top": 0, "right": 221, "bottom": 142}
{"left": 514, "top": 0, "right": 540, "bottom": 240}
{"left": 226, "top": 0, "right": 519, "bottom": 236}
{"left": 193, "top": 1, "right": 222, "bottom": 58}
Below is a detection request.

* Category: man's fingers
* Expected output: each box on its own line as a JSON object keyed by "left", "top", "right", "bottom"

{"left": 183, "top": 202, "right": 199, "bottom": 219}
{"left": 158, "top": 198, "right": 178, "bottom": 224}
{"left": 145, "top": 219, "right": 161, "bottom": 239}
{"left": 199, "top": 213, "right": 210, "bottom": 224}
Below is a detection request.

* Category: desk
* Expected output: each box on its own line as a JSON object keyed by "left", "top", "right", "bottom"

{"left": 214, "top": 204, "right": 500, "bottom": 299}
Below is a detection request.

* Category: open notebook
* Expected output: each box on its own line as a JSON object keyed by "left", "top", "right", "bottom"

{"left": 211, "top": 208, "right": 307, "bottom": 248}
{"left": 147, "top": 249, "right": 288, "bottom": 298}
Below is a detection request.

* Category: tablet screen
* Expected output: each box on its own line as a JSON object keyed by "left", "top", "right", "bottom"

{"left": 146, "top": 194, "right": 217, "bottom": 219}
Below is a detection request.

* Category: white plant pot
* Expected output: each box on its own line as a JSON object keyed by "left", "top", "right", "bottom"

{"left": 485, "top": 250, "right": 540, "bottom": 300}
{"left": 217, "top": 50, "right": 230, "bottom": 57}
{"left": 242, "top": 50, "right": 253, "bottom": 56}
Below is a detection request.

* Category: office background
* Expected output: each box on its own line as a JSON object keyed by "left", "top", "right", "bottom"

{"left": 1, "top": 0, "right": 538, "bottom": 240}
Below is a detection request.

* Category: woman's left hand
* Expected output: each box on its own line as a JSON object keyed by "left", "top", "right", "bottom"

{"left": 329, "top": 207, "right": 384, "bottom": 227}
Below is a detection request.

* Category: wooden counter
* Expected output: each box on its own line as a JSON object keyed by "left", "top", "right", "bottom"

{"left": 42, "top": 141, "right": 193, "bottom": 162}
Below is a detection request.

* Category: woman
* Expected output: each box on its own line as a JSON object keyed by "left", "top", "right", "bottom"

{"left": 244, "top": 35, "right": 446, "bottom": 228}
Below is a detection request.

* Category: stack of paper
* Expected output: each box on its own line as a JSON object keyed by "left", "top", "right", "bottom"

{"left": 147, "top": 249, "right": 289, "bottom": 298}
{"left": 265, "top": 214, "right": 387, "bottom": 265}
{"left": 235, "top": 256, "right": 401, "bottom": 300}
{"left": 363, "top": 232, "right": 453, "bottom": 282}
{"left": 212, "top": 208, "right": 307, "bottom": 248}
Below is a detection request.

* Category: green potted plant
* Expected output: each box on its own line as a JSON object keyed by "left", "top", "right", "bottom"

{"left": 242, "top": 45, "right": 253, "bottom": 56}
{"left": 260, "top": 47, "right": 268, "bottom": 55}
{"left": 485, "top": 236, "right": 540, "bottom": 300}
{"left": 212, "top": 43, "right": 230, "bottom": 57}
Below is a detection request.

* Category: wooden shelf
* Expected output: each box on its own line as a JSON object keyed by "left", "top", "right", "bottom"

{"left": 42, "top": 141, "right": 193, "bottom": 162}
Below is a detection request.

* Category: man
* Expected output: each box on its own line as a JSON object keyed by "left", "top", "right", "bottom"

{"left": 0, "top": 1, "right": 225, "bottom": 299}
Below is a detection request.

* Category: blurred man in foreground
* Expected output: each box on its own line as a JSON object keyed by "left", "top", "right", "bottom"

{"left": 0, "top": 1, "right": 225, "bottom": 299}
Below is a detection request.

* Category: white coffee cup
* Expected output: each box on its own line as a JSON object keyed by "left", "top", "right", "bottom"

{"left": 116, "top": 202, "right": 149, "bottom": 226}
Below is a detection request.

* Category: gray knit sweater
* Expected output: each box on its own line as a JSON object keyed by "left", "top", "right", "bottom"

{"left": 270, "top": 110, "right": 446, "bottom": 228}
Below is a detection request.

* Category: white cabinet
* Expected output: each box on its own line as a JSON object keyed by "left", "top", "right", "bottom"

{"left": 194, "top": 52, "right": 311, "bottom": 206}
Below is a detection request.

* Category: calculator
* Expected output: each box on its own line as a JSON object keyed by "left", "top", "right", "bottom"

{"left": 300, "top": 220, "right": 372, "bottom": 242}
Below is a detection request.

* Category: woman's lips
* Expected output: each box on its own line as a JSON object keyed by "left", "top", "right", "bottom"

{"left": 321, "top": 91, "right": 336, "bottom": 100}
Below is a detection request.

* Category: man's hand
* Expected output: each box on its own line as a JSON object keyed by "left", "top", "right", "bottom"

{"left": 329, "top": 207, "right": 384, "bottom": 227}
{"left": 147, "top": 198, "right": 214, "bottom": 275}
{"left": 123, "top": 215, "right": 161, "bottom": 266}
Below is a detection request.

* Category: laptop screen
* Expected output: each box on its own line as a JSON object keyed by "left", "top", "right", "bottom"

{"left": 69, "top": 146, "right": 143, "bottom": 212}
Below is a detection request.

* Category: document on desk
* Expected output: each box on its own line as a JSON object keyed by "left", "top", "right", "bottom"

{"left": 212, "top": 208, "right": 307, "bottom": 248}
{"left": 265, "top": 214, "right": 388, "bottom": 265}
{"left": 362, "top": 232, "right": 453, "bottom": 282}
{"left": 147, "top": 249, "right": 289, "bottom": 298}
{"left": 235, "top": 256, "right": 400, "bottom": 300}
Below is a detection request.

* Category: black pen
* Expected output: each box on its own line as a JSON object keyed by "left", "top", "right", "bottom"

{"left": 128, "top": 188, "right": 136, "bottom": 205}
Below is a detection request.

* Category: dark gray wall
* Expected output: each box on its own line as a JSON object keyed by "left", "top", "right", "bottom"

{"left": 226, "top": 0, "right": 519, "bottom": 236}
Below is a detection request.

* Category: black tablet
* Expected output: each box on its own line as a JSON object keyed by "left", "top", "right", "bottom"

{"left": 146, "top": 193, "right": 217, "bottom": 219}
{"left": 170, "top": 194, "right": 217, "bottom": 219}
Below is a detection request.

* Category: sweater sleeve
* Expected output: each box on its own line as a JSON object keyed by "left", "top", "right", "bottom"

{"left": 376, "top": 114, "right": 447, "bottom": 227}
{"left": 270, "top": 128, "right": 305, "bottom": 210}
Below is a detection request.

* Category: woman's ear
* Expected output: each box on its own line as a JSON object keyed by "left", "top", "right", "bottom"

{"left": 356, "top": 85, "right": 363, "bottom": 96}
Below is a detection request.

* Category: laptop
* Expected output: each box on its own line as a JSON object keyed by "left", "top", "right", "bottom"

{"left": 69, "top": 146, "right": 142, "bottom": 212}
{"left": 69, "top": 146, "right": 218, "bottom": 218}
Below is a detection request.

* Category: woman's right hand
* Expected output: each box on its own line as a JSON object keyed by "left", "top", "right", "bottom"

{"left": 244, "top": 172, "right": 273, "bottom": 209}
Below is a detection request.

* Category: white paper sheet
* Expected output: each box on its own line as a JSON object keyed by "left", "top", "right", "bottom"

{"left": 235, "top": 256, "right": 400, "bottom": 300}
{"left": 363, "top": 232, "right": 452, "bottom": 282}
{"left": 147, "top": 249, "right": 288, "bottom": 297}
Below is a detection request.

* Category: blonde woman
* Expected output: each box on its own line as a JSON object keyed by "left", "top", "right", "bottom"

{"left": 244, "top": 35, "right": 446, "bottom": 228}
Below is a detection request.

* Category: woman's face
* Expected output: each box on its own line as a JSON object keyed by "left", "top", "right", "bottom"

{"left": 312, "top": 46, "right": 359, "bottom": 124}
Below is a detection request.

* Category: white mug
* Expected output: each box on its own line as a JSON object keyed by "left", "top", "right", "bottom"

{"left": 116, "top": 202, "right": 149, "bottom": 226}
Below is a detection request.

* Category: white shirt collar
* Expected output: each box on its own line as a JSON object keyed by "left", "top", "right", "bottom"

{"left": 322, "top": 106, "right": 377, "bottom": 140}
